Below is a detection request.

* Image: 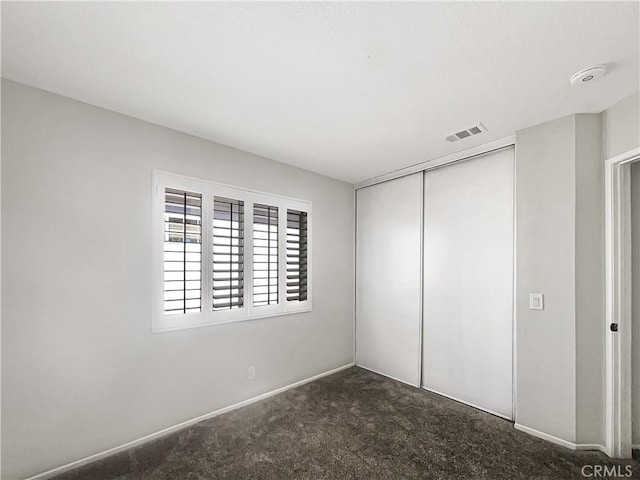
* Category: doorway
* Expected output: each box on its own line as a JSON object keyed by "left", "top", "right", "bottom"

{"left": 604, "top": 147, "right": 640, "bottom": 458}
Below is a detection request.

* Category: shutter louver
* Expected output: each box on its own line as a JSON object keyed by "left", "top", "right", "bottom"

{"left": 213, "top": 197, "right": 244, "bottom": 310}
{"left": 253, "top": 204, "right": 279, "bottom": 306}
{"left": 163, "top": 188, "right": 202, "bottom": 315}
{"left": 286, "top": 210, "right": 308, "bottom": 301}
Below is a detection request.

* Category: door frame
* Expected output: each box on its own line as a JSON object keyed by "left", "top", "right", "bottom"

{"left": 604, "top": 147, "right": 640, "bottom": 458}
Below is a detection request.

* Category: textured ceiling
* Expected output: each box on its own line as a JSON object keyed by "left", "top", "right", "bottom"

{"left": 2, "top": 2, "right": 639, "bottom": 183}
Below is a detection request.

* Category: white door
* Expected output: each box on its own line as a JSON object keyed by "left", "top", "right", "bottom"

{"left": 356, "top": 173, "right": 423, "bottom": 386}
{"left": 422, "top": 147, "right": 514, "bottom": 419}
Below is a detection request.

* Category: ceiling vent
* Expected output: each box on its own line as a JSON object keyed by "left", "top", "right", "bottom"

{"left": 446, "top": 123, "right": 487, "bottom": 143}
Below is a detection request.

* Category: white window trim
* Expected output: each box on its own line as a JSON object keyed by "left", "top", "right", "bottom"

{"left": 152, "top": 170, "right": 312, "bottom": 333}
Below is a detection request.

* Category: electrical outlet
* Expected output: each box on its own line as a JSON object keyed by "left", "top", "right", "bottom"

{"left": 248, "top": 366, "right": 256, "bottom": 380}
{"left": 529, "top": 293, "right": 544, "bottom": 310}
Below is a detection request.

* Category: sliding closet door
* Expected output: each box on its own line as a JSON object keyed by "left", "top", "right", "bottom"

{"left": 356, "top": 173, "right": 422, "bottom": 386}
{"left": 422, "top": 147, "right": 514, "bottom": 419}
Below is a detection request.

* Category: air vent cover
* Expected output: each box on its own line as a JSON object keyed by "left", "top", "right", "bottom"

{"left": 446, "top": 123, "right": 487, "bottom": 142}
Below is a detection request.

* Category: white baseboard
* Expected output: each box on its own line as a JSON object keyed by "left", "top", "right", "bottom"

{"left": 358, "top": 365, "right": 512, "bottom": 422}
{"left": 514, "top": 423, "right": 606, "bottom": 453}
{"left": 26, "top": 363, "right": 354, "bottom": 480}
{"left": 355, "top": 364, "right": 420, "bottom": 388}
{"left": 421, "top": 386, "right": 513, "bottom": 421}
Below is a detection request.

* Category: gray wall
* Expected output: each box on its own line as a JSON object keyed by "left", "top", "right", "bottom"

{"left": 516, "top": 91, "right": 639, "bottom": 448}
{"left": 515, "top": 113, "right": 605, "bottom": 445}
{"left": 602, "top": 91, "right": 640, "bottom": 160}
{"left": 1, "top": 80, "right": 355, "bottom": 479}
{"left": 574, "top": 114, "right": 604, "bottom": 445}
{"left": 515, "top": 115, "right": 578, "bottom": 442}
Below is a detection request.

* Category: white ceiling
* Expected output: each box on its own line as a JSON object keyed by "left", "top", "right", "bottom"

{"left": 2, "top": 2, "right": 638, "bottom": 184}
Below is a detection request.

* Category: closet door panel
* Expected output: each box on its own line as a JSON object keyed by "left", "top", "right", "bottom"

{"left": 422, "top": 147, "right": 514, "bottom": 419}
{"left": 356, "top": 173, "right": 423, "bottom": 386}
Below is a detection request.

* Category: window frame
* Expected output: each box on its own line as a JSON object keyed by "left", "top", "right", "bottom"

{"left": 152, "top": 170, "right": 312, "bottom": 333}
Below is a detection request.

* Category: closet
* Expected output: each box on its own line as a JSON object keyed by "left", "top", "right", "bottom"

{"left": 356, "top": 173, "right": 423, "bottom": 386}
{"left": 356, "top": 146, "right": 515, "bottom": 418}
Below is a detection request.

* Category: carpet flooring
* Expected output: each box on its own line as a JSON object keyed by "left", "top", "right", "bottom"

{"left": 54, "top": 367, "right": 639, "bottom": 480}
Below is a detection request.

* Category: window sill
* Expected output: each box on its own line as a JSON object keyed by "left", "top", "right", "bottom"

{"left": 152, "top": 304, "right": 312, "bottom": 333}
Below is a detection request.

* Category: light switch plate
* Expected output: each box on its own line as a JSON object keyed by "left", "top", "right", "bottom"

{"left": 529, "top": 293, "right": 544, "bottom": 310}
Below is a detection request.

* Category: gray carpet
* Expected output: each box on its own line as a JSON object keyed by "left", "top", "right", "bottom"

{"left": 54, "top": 367, "right": 638, "bottom": 479}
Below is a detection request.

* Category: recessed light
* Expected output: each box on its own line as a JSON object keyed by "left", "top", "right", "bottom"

{"left": 570, "top": 66, "right": 606, "bottom": 86}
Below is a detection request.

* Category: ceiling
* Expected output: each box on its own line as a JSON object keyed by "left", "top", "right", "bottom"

{"left": 2, "top": 2, "right": 638, "bottom": 184}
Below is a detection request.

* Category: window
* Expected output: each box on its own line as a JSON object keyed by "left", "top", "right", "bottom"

{"left": 163, "top": 188, "right": 202, "bottom": 315}
{"left": 212, "top": 197, "right": 244, "bottom": 310}
{"left": 253, "top": 204, "right": 279, "bottom": 307}
{"left": 153, "top": 172, "right": 311, "bottom": 332}
{"left": 287, "top": 210, "right": 308, "bottom": 302}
